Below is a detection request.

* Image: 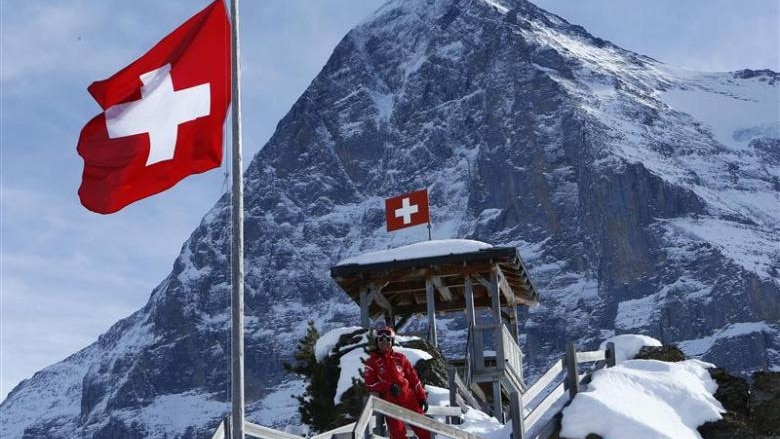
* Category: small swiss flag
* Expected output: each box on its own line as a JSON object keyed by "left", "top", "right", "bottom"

{"left": 77, "top": 0, "right": 230, "bottom": 214}
{"left": 385, "top": 189, "right": 430, "bottom": 232}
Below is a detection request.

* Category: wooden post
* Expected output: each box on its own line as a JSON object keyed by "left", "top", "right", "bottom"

{"left": 565, "top": 342, "right": 580, "bottom": 400}
{"left": 510, "top": 392, "right": 525, "bottom": 439}
{"left": 373, "top": 414, "right": 385, "bottom": 437}
{"left": 359, "top": 287, "right": 369, "bottom": 328}
{"left": 492, "top": 381, "right": 503, "bottom": 422}
{"left": 606, "top": 342, "right": 616, "bottom": 368}
{"left": 509, "top": 306, "right": 519, "bottom": 344}
{"left": 426, "top": 275, "right": 438, "bottom": 347}
{"left": 490, "top": 269, "right": 505, "bottom": 371}
{"left": 464, "top": 276, "right": 483, "bottom": 372}
{"left": 448, "top": 368, "right": 460, "bottom": 425}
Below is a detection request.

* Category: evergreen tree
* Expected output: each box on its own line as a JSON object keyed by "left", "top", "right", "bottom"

{"left": 284, "top": 321, "right": 342, "bottom": 432}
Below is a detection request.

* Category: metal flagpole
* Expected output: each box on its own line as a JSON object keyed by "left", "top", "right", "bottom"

{"left": 229, "top": 0, "right": 245, "bottom": 437}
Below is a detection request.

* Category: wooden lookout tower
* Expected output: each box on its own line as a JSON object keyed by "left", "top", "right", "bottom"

{"left": 330, "top": 239, "right": 540, "bottom": 420}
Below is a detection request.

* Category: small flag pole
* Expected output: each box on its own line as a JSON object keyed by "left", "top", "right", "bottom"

{"left": 228, "top": 0, "right": 245, "bottom": 437}
{"left": 427, "top": 221, "right": 432, "bottom": 241}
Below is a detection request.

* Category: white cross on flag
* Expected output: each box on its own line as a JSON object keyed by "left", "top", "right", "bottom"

{"left": 385, "top": 188, "right": 430, "bottom": 232}
{"left": 77, "top": 0, "right": 230, "bottom": 214}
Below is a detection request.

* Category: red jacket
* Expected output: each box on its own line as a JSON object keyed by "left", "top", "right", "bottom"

{"left": 364, "top": 349, "right": 426, "bottom": 401}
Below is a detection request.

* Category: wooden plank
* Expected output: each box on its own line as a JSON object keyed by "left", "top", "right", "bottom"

{"left": 523, "top": 360, "right": 564, "bottom": 404}
{"left": 310, "top": 423, "right": 356, "bottom": 439}
{"left": 370, "top": 287, "right": 394, "bottom": 312}
{"left": 245, "top": 422, "right": 304, "bottom": 439}
{"left": 426, "top": 276, "right": 437, "bottom": 347}
{"left": 360, "top": 288, "right": 369, "bottom": 327}
{"left": 565, "top": 343, "right": 580, "bottom": 399}
{"left": 472, "top": 274, "right": 492, "bottom": 292}
{"left": 529, "top": 413, "right": 562, "bottom": 439}
{"left": 470, "top": 368, "right": 511, "bottom": 383}
{"left": 510, "top": 392, "right": 525, "bottom": 439}
{"left": 432, "top": 275, "right": 454, "bottom": 301}
{"left": 501, "top": 324, "right": 524, "bottom": 390}
{"left": 523, "top": 382, "right": 566, "bottom": 432}
{"left": 492, "top": 381, "right": 503, "bottom": 421}
{"left": 489, "top": 268, "right": 504, "bottom": 399}
{"left": 210, "top": 419, "right": 226, "bottom": 439}
{"left": 352, "top": 396, "right": 376, "bottom": 439}
{"left": 390, "top": 297, "right": 494, "bottom": 316}
{"left": 452, "top": 369, "right": 484, "bottom": 410}
{"left": 502, "top": 360, "right": 525, "bottom": 395}
{"left": 425, "top": 406, "right": 462, "bottom": 417}
{"left": 606, "top": 342, "right": 616, "bottom": 368}
{"left": 494, "top": 266, "right": 514, "bottom": 304}
{"left": 371, "top": 398, "right": 483, "bottom": 439}
{"left": 576, "top": 351, "right": 606, "bottom": 363}
{"left": 449, "top": 368, "right": 458, "bottom": 424}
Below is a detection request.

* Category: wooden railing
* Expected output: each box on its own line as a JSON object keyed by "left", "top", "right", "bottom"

{"left": 353, "top": 396, "right": 479, "bottom": 439}
{"left": 211, "top": 400, "right": 466, "bottom": 439}
{"left": 512, "top": 342, "right": 616, "bottom": 439}
{"left": 501, "top": 325, "right": 524, "bottom": 388}
{"left": 448, "top": 367, "right": 487, "bottom": 418}
{"left": 210, "top": 417, "right": 304, "bottom": 439}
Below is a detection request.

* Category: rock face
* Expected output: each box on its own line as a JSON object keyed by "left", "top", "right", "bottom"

{"left": 634, "top": 345, "right": 687, "bottom": 363}
{"left": 698, "top": 371, "right": 780, "bottom": 439}
{"left": 750, "top": 372, "right": 780, "bottom": 436}
{"left": 2, "top": 0, "right": 779, "bottom": 437}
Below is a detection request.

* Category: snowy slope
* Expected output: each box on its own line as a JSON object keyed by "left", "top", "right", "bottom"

{"left": 2, "top": 0, "right": 778, "bottom": 437}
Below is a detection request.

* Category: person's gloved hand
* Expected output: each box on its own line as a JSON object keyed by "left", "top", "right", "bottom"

{"left": 389, "top": 383, "right": 401, "bottom": 396}
{"left": 419, "top": 399, "right": 429, "bottom": 413}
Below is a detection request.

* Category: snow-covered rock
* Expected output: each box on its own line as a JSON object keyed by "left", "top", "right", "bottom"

{"left": 560, "top": 359, "right": 723, "bottom": 439}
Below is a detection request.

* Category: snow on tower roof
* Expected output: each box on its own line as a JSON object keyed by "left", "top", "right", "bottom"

{"left": 336, "top": 239, "right": 493, "bottom": 266}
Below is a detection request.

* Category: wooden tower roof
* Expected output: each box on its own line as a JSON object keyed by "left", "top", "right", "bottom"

{"left": 331, "top": 241, "right": 540, "bottom": 320}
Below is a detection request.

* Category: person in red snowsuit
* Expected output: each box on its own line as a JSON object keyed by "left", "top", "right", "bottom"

{"left": 363, "top": 326, "right": 430, "bottom": 439}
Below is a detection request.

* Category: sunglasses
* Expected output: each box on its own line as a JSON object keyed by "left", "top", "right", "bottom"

{"left": 376, "top": 335, "right": 393, "bottom": 342}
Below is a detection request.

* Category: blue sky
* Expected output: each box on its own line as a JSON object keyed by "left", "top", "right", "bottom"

{"left": 1, "top": 0, "right": 778, "bottom": 402}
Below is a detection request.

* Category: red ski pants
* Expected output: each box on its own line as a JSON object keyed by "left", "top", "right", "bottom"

{"left": 383, "top": 392, "right": 430, "bottom": 439}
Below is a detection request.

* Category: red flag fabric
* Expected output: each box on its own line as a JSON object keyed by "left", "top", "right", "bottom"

{"left": 385, "top": 189, "right": 430, "bottom": 232}
{"left": 77, "top": 0, "right": 230, "bottom": 214}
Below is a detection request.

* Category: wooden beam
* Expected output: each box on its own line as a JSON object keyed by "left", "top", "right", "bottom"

{"left": 492, "top": 381, "right": 503, "bottom": 421}
{"left": 490, "top": 268, "right": 505, "bottom": 381}
{"left": 359, "top": 287, "right": 369, "bottom": 327}
{"left": 372, "top": 289, "right": 394, "bottom": 312}
{"left": 494, "top": 265, "right": 514, "bottom": 304}
{"left": 431, "top": 275, "right": 454, "bottom": 301}
{"left": 472, "top": 274, "right": 492, "bottom": 293}
{"left": 425, "top": 276, "right": 438, "bottom": 347}
{"left": 390, "top": 297, "right": 495, "bottom": 316}
{"left": 465, "top": 275, "right": 485, "bottom": 375}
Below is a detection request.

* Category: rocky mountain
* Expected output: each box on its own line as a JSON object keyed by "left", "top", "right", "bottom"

{"left": 2, "top": 0, "right": 778, "bottom": 437}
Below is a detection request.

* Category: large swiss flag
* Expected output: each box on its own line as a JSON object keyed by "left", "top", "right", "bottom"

{"left": 385, "top": 189, "right": 430, "bottom": 232}
{"left": 77, "top": 0, "right": 230, "bottom": 214}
